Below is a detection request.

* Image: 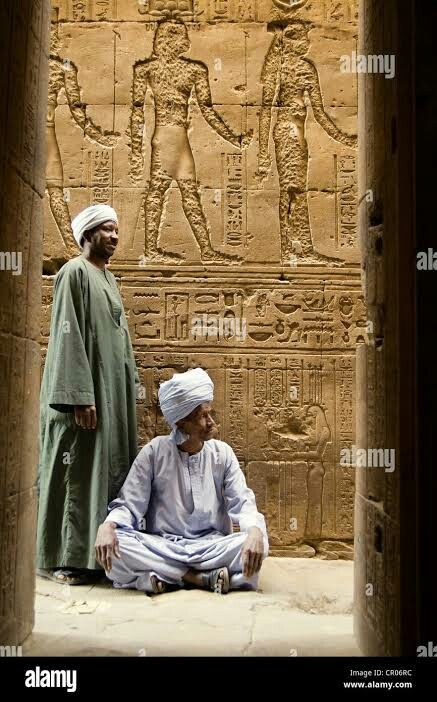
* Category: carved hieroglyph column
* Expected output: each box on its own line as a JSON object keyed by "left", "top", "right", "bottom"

{"left": 43, "top": 0, "right": 360, "bottom": 558}
{"left": 0, "top": 1, "right": 50, "bottom": 644}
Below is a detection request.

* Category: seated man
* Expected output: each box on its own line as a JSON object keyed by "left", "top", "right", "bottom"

{"left": 95, "top": 368, "right": 268, "bottom": 594}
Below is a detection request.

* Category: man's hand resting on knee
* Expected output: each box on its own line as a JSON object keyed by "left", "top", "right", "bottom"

{"left": 241, "top": 526, "right": 264, "bottom": 577}
{"left": 95, "top": 521, "right": 120, "bottom": 572}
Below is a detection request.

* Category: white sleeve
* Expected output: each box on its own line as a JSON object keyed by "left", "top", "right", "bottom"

{"left": 105, "top": 444, "right": 153, "bottom": 530}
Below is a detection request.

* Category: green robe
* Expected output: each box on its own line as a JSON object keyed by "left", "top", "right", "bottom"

{"left": 37, "top": 256, "right": 139, "bottom": 570}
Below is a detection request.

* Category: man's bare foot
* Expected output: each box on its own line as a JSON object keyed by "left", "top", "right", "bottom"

{"left": 183, "top": 567, "right": 230, "bottom": 594}
{"left": 207, "top": 567, "right": 229, "bottom": 594}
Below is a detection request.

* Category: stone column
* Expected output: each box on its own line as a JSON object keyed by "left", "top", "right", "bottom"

{"left": 354, "top": 0, "right": 416, "bottom": 655}
{"left": 0, "top": 0, "right": 50, "bottom": 644}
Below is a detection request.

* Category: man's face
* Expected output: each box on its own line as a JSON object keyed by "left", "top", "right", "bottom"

{"left": 86, "top": 220, "right": 119, "bottom": 260}
{"left": 178, "top": 401, "right": 217, "bottom": 441}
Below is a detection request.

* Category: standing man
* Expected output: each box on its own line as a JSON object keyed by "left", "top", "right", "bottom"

{"left": 95, "top": 368, "right": 268, "bottom": 595}
{"left": 37, "top": 204, "right": 139, "bottom": 585}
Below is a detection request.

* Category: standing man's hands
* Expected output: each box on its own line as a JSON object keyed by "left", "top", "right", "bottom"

{"left": 95, "top": 522, "right": 120, "bottom": 572}
{"left": 74, "top": 405, "right": 97, "bottom": 430}
{"left": 241, "top": 526, "right": 265, "bottom": 577}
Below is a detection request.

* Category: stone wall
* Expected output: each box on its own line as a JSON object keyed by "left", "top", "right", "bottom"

{"left": 0, "top": 0, "right": 50, "bottom": 644}
{"left": 42, "top": 0, "right": 360, "bottom": 557}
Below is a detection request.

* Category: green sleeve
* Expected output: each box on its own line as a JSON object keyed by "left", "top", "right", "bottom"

{"left": 46, "top": 263, "right": 95, "bottom": 412}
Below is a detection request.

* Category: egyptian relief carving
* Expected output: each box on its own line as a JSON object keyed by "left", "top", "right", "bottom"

{"left": 119, "top": 283, "right": 366, "bottom": 349}
{"left": 256, "top": 19, "right": 356, "bottom": 264}
{"left": 129, "top": 20, "right": 250, "bottom": 263}
{"left": 47, "top": 8, "right": 119, "bottom": 256}
{"left": 43, "top": 0, "right": 360, "bottom": 554}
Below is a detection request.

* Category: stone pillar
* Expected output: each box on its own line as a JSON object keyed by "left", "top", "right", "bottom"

{"left": 354, "top": 0, "right": 416, "bottom": 655}
{"left": 0, "top": 0, "right": 50, "bottom": 644}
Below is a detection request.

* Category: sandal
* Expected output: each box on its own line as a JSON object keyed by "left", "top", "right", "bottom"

{"left": 150, "top": 575, "right": 169, "bottom": 595}
{"left": 202, "top": 567, "right": 230, "bottom": 594}
{"left": 36, "top": 568, "right": 94, "bottom": 586}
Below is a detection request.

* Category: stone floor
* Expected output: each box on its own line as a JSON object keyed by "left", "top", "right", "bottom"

{"left": 23, "top": 558, "right": 362, "bottom": 657}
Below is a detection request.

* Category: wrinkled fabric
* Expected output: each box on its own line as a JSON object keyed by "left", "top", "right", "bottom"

{"left": 71, "top": 204, "right": 118, "bottom": 248}
{"left": 37, "top": 256, "right": 139, "bottom": 570}
{"left": 108, "top": 530, "right": 260, "bottom": 593}
{"left": 105, "top": 435, "right": 269, "bottom": 592}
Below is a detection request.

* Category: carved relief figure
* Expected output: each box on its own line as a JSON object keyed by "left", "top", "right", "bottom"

{"left": 129, "top": 21, "right": 251, "bottom": 264}
{"left": 300, "top": 405, "right": 330, "bottom": 538}
{"left": 268, "top": 403, "right": 330, "bottom": 539}
{"left": 47, "top": 10, "right": 119, "bottom": 255}
{"left": 256, "top": 19, "right": 357, "bottom": 264}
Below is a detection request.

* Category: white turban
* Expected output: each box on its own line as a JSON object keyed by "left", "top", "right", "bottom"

{"left": 158, "top": 368, "right": 214, "bottom": 430}
{"left": 71, "top": 204, "right": 118, "bottom": 248}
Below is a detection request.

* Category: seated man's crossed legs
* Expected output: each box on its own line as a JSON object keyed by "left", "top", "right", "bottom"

{"left": 104, "top": 528, "right": 267, "bottom": 595}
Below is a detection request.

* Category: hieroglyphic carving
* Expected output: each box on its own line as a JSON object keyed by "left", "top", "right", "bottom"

{"left": 223, "top": 153, "right": 245, "bottom": 247}
{"left": 71, "top": 0, "right": 88, "bottom": 21}
{"left": 235, "top": 0, "right": 256, "bottom": 21}
{"left": 69, "top": 0, "right": 117, "bottom": 20}
{"left": 143, "top": 0, "right": 196, "bottom": 17}
{"left": 209, "top": 0, "right": 230, "bottom": 20}
{"left": 89, "top": 149, "right": 112, "bottom": 204}
{"left": 323, "top": 0, "right": 358, "bottom": 24}
{"left": 46, "top": 10, "right": 118, "bottom": 254}
{"left": 43, "top": 1, "right": 361, "bottom": 553}
{"left": 250, "top": 367, "right": 333, "bottom": 542}
{"left": 129, "top": 20, "right": 250, "bottom": 263}
{"left": 336, "top": 154, "right": 358, "bottom": 248}
{"left": 256, "top": 19, "right": 357, "bottom": 263}
{"left": 165, "top": 293, "right": 190, "bottom": 339}
{"left": 0, "top": 496, "right": 18, "bottom": 617}
{"left": 118, "top": 283, "right": 365, "bottom": 350}
{"left": 93, "top": 0, "right": 112, "bottom": 20}
{"left": 336, "top": 357, "right": 355, "bottom": 534}
{"left": 226, "top": 369, "right": 246, "bottom": 460}
{"left": 46, "top": 3, "right": 358, "bottom": 266}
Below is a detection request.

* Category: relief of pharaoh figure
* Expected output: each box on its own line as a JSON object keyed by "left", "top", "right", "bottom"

{"left": 256, "top": 19, "right": 357, "bottom": 265}
{"left": 47, "top": 11, "right": 119, "bottom": 259}
{"left": 129, "top": 21, "right": 251, "bottom": 264}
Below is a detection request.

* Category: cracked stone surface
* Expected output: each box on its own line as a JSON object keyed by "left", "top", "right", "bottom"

{"left": 23, "top": 558, "right": 361, "bottom": 657}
